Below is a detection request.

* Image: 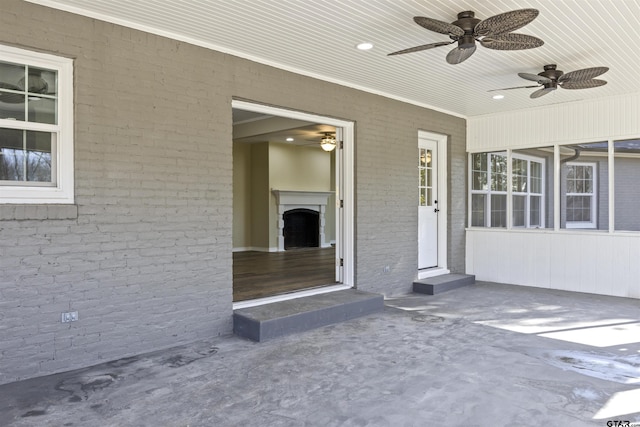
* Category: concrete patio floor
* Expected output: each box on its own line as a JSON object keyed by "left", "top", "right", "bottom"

{"left": 1, "top": 282, "right": 640, "bottom": 426}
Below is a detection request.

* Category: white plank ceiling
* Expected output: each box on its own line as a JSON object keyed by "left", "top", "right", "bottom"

{"left": 27, "top": 0, "right": 640, "bottom": 118}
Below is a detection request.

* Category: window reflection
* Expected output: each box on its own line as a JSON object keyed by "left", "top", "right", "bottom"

{"left": 0, "top": 129, "right": 52, "bottom": 183}
{"left": 0, "top": 62, "right": 57, "bottom": 124}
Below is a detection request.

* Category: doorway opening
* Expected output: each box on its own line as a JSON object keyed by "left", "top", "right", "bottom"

{"left": 231, "top": 100, "right": 354, "bottom": 307}
{"left": 417, "top": 130, "right": 449, "bottom": 279}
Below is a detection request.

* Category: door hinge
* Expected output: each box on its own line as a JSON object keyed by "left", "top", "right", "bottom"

{"left": 340, "top": 258, "right": 344, "bottom": 267}
{"left": 339, "top": 140, "right": 344, "bottom": 149}
{"left": 340, "top": 200, "right": 344, "bottom": 208}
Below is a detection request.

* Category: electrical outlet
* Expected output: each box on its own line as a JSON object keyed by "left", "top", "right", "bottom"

{"left": 383, "top": 265, "right": 390, "bottom": 273}
{"left": 61, "top": 311, "right": 78, "bottom": 323}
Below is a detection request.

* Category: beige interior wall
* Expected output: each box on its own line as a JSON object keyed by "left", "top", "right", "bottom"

{"left": 232, "top": 141, "right": 251, "bottom": 249}
{"left": 234, "top": 141, "right": 335, "bottom": 250}
{"left": 268, "top": 142, "right": 332, "bottom": 192}
{"left": 250, "top": 142, "right": 270, "bottom": 250}
{"left": 268, "top": 142, "right": 333, "bottom": 248}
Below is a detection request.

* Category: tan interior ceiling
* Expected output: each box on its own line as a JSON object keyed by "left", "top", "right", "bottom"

{"left": 232, "top": 111, "right": 335, "bottom": 147}
{"left": 27, "top": 0, "right": 640, "bottom": 118}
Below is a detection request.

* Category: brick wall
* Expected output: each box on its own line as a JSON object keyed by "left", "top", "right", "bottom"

{"left": 0, "top": 0, "right": 466, "bottom": 384}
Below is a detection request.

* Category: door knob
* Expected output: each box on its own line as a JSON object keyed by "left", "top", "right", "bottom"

{"left": 434, "top": 208, "right": 440, "bottom": 213}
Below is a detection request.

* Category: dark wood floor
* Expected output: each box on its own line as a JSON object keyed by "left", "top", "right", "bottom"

{"left": 233, "top": 247, "right": 337, "bottom": 302}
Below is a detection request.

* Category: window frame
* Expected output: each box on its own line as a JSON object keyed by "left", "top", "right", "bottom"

{"left": 511, "top": 153, "right": 546, "bottom": 229}
{"left": 564, "top": 161, "right": 597, "bottom": 229}
{"left": 470, "top": 151, "right": 508, "bottom": 227}
{"left": 0, "top": 44, "right": 74, "bottom": 204}
{"left": 470, "top": 151, "right": 545, "bottom": 229}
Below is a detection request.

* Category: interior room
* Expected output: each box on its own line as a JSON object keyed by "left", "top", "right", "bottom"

{"left": 232, "top": 109, "right": 339, "bottom": 301}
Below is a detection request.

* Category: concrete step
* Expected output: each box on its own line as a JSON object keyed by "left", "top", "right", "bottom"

{"left": 233, "top": 289, "right": 384, "bottom": 342}
{"left": 413, "top": 273, "right": 475, "bottom": 295}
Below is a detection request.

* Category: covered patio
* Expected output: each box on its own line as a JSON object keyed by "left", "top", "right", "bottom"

{"left": 1, "top": 283, "right": 639, "bottom": 426}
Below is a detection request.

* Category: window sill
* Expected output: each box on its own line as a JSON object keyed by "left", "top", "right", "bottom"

{"left": 0, "top": 204, "right": 78, "bottom": 221}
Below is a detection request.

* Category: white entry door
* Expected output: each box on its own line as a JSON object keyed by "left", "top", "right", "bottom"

{"left": 418, "top": 138, "right": 438, "bottom": 269}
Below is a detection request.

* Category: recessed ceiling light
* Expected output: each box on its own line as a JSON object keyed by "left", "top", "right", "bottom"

{"left": 356, "top": 42, "right": 373, "bottom": 51}
{"left": 492, "top": 94, "right": 505, "bottom": 100}
{"left": 286, "top": 137, "right": 294, "bottom": 142}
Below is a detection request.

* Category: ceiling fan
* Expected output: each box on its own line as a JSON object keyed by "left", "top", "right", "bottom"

{"left": 388, "top": 9, "right": 543, "bottom": 64}
{"left": 489, "top": 64, "right": 609, "bottom": 98}
{"left": 0, "top": 70, "right": 54, "bottom": 103}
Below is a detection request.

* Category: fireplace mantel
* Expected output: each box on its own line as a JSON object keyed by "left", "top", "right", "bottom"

{"left": 272, "top": 190, "right": 334, "bottom": 251}
{"left": 272, "top": 190, "right": 334, "bottom": 206}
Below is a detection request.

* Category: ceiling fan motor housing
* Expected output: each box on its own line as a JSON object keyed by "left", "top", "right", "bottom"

{"left": 540, "top": 64, "right": 564, "bottom": 81}
{"left": 451, "top": 11, "right": 480, "bottom": 48}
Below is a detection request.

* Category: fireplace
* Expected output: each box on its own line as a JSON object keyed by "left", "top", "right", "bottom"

{"left": 272, "top": 190, "right": 334, "bottom": 252}
{"left": 284, "top": 209, "right": 319, "bottom": 249}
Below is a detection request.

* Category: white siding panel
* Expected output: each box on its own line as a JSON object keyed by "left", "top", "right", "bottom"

{"left": 466, "top": 229, "right": 640, "bottom": 299}
{"left": 468, "top": 93, "right": 640, "bottom": 151}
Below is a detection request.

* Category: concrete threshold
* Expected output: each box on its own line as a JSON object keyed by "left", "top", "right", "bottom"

{"left": 233, "top": 289, "right": 384, "bottom": 341}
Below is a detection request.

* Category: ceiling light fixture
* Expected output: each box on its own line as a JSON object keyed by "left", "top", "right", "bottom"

{"left": 286, "top": 137, "right": 294, "bottom": 142}
{"left": 492, "top": 94, "right": 505, "bottom": 100}
{"left": 320, "top": 133, "right": 337, "bottom": 152}
{"left": 356, "top": 42, "right": 374, "bottom": 51}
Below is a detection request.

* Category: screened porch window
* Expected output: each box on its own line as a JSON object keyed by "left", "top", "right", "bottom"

{"left": 471, "top": 152, "right": 545, "bottom": 228}
{"left": 564, "top": 162, "right": 597, "bottom": 229}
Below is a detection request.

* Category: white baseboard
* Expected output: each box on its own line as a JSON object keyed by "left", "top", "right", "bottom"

{"left": 232, "top": 246, "right": 279, "bottom": 253}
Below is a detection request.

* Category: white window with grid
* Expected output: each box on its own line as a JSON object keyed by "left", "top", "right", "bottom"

{"left": 470, "top": 152, "right": 508, "bottom": 227}
{"left": 0, "top": 44, "right": 74, "bottom": 204}
{"left": 565, "top": 162, "right": 597, "bottom": 229}
{"left": 470, "top": 152, "right": 545, "bottom": 228}
{"left": 512, "top": 155, "right": 545, "bottom": 228}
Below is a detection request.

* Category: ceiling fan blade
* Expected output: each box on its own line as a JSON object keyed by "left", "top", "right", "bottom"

{"left": 414, "top": 16, "right": 464, "bottom": 37}
{"left": 560, "top": 79, "right": 607, "bottom": 89}
{"left": 0, "top": 82, "right": 20, "bottom": 90}
{"left": 474, "top": 8, "right": 539, "bottom": 36}
{"left": 530, "top": 87, "right": 555, "bottom": 98}
{"left": 387, "top": 41, "right": 454, "bottom": 56}
{"left": 558, "top": 67, "right": 609, "bottom": 83}
{"left": 481, "top": 33, "right": 544, "bottom": 50}
{"left": 488, "top": 84, "right": 541, "bottom": 92}
{"left": 518, "top": 72, "right": 553, "bottom": 84}
{"left": 446, "top": 45, "right": 476, "bottom": 64}
{"left": 0, "top": 82, "right": 25, "bottom": 103}
{"left": 0, "top": 93, "right": 24, "bottom": 103}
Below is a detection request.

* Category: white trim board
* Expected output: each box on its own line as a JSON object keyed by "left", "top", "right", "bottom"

{"left": 232, "top": 99, "right": 355, "bottom": 306}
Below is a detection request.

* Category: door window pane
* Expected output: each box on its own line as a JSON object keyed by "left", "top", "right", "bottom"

{"left": 419, "top": 148, "right": 432, "bottom": 207}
